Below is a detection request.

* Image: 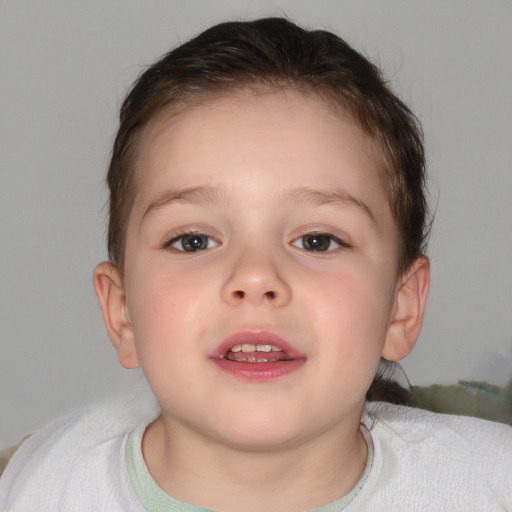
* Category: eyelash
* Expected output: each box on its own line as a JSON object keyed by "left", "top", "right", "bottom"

{"left": 164, "top": 230, "right": 350, "bottom": 253}
{"left": 291, "top": 232, "right": 350, "bottom": 252}
{"left": 164, "top": 231, "right": 219, "bottom": 253}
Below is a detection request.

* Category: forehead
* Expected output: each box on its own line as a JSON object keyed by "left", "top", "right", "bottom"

{"left": 129, "top": 89, "right": 391, "bottom": 228}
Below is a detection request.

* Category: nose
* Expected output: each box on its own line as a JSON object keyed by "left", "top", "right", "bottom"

{"left": 220, "top": 249, "right": 292, "bottom": 307}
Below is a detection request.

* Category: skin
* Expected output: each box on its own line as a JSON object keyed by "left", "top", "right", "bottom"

{"left": 94, "top": 89, "right": 430, "bottom": 512}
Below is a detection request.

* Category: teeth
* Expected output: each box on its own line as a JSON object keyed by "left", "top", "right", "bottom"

{"left": 230, "top": 344, "right": 283, "bottom": 353}
{"left": 230, "top": 357, "right": 270, "bottom": 363}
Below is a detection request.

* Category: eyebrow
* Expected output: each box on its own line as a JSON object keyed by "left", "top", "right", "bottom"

{"left": 142, "top": 185, "right": 228, "bottom": 219}
{"left": 279, "top": 186, "right": 377, "bottom": 224}
{"left": 142, "top": 184, "right": 376, "bottom": 224}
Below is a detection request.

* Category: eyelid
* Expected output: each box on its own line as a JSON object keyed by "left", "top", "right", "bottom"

{"left": 290, "top": 229, "right": 352, "bottom": 251}
{"left": 172, "top": 234, "right": 219, "bottom": 252}
{"left": 162, "top": 227, "right": 221, "bottom": 252}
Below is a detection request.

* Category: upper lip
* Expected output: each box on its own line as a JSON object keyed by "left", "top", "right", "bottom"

{"left": 211, "top": 330, "right": 306, "bottom": 360}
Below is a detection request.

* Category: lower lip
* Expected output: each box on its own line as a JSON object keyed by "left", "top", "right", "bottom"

{"left": 212, "top": 358, "right": 305, "bottom": 381}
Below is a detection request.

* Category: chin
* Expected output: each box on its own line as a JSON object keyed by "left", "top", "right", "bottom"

{"left": 217, "top": 430, "right": 304, "bottom": 452}
{"left": 204, "top": 412, "right": 311, "bottom": 452}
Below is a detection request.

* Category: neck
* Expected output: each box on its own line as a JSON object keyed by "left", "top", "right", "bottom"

{"left": 142, "top": 411, "right": 368, "bottom": 512}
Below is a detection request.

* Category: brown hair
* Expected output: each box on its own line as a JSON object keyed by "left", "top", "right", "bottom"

{"left": 106, "top": 17, "right": 430, "bottom": 404}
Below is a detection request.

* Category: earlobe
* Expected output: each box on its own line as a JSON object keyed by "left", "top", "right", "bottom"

{"left": 382, "top": 257, "right": 430, "bottom": 361}
{"left": 93, "top": 262, "right": 139, "bottom": 369}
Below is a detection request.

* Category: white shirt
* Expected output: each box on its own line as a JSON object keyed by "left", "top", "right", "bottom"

{"left": 1, "top": 382, "right": 511, "bottom": 511}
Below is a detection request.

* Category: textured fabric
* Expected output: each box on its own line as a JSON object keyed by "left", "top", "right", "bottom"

{"left": 355, "top": 403, "right": 512, "bottom": 510}
{"left": 0, "top": 382, "right": 158, "bottom": 512}
{"left": 0, "top": 383, "right": 511, "bottom": 511}
{"left": 125, "top": 418, "right": 373, "bottom": 512}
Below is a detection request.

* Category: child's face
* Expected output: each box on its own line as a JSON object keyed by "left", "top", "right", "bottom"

{"left": 103, "top": 90, "right": 420, "bottom": 449}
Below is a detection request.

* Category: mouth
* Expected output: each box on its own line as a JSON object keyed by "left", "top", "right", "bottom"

{"left": 211, "top": 331, "right": 305, "bottom": 380}
{"left": 223, "top": 343, "right": 292, "bottom": 363}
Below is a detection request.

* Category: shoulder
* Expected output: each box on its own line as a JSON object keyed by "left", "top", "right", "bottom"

{"left": 0, "top": 380, "right": 158, "bottom": 511}
{"left": 357, "top": 402, "right": 512, "bottom": 510}
{"left": 364, "top": 401, "right": 512, "bottom": 463}
{"left": 365, "top": 401, "right": 512, "bottom": 444}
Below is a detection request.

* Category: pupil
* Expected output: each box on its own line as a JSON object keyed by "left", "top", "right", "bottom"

{"left": 183, "top": 234, "right": 207, "bottom": 251}
{"left": 304, "top": 234, "right": 330, "bottom": 251}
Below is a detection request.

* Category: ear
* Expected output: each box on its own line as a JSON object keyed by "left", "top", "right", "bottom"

{"left": 382, "top": 257, "right": 430, "bottom": 361}
{"left": 93, "top": 262, "right": 139, "bottom": 369}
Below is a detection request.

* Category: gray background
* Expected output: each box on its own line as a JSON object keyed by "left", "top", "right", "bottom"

{"left": 1, "top": 0, "right": 511, "bottom": 447}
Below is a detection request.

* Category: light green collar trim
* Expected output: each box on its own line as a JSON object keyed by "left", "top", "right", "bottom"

{"left": 126, "top": 418, "right": 373, "bottom": 512}
{"left": 126, "top": 414, "right": 211, "bottom": 512}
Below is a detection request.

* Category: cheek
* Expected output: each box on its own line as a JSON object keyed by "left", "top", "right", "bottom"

{"left": 125, "top": 264, "right": 212, "bottom": 404}
{"left": 306, "top": 263, "right": 395, "bottom": 354}
{"left": 126, "top": 262, "right": 212, "bottom": 352}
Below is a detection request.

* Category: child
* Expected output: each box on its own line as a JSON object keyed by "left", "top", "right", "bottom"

{"left": 1, "top": 17, "right": 510, "bottom": 512}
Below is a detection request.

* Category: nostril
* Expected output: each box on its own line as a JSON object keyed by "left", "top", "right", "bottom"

{"left": 232, "top": 290, "right": 276, "bottom": 301}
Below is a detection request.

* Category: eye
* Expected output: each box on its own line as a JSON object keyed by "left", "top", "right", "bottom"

{"left": 168, "top": 233, "right": 219, "bottom": 252}
{"left": 291, "top": 232, "right": 347, "bottom": 252}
